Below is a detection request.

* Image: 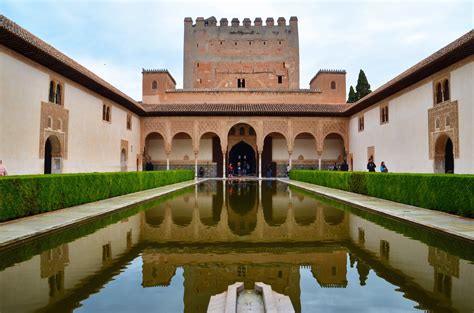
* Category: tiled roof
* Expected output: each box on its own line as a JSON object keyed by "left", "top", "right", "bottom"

{"left": 0, "top": 15, "right": 146, "bottom": 115}
{"left": 345, "top": 30, "right": 474, "bottom": 115}
{"left": 145, "top": 103, "right": 348, "bottom": 116}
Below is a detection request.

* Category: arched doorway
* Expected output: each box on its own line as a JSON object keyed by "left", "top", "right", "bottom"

{"left": 434, "top": 134, "right": 454, "bottom": 173}
{"left": 44, "top": 135, "right": 61, "bottom": 174}
{"left": 144, "top": 132, "right": 165, "bottom": 170}
{"left": 262, "top": 132, "right": 288, "bottom": 177}
{"left": 322, "top": 133, "right": 345, "bottom": 170}
{"left": 120, "top": 148, "right": 127, "bottom": 172}
{"left": 227, "top": 123, "right": 257, "bottom": 176}
{"left": 199, "top": 132, "right": 223, "bottom": 177}
{"left": 229, "top": 141, "right": 256, "bottom": 176}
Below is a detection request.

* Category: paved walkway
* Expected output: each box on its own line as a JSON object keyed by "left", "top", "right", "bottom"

{"left": 0, "top": 179, "right": 203, "bottom": 249}
{"left": 280, "top": 178, "right": 474, "bottom": 241}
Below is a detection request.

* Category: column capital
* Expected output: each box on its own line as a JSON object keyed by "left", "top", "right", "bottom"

{"left": 317, "top": 150, "right": 323, "bottom": 156}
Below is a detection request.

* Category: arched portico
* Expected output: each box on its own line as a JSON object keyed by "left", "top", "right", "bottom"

{"left": 198, "top": 132, "right": 223, "bottom": 177}
{"left": 322, "top": 133, "right": 345, "bottom": 170}
{"left": 292, "top": 132, "right": 318, "bottom": 170}
{"left": 227, "top": 123, "right": 258, "bottom": 177}
{"left": 262, "top": 132, "right": 289, "bottom": 177}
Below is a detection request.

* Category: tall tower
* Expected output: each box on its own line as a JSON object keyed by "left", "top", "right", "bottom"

{"left": 183, "top": 16, "right": 299, "bottom": 89}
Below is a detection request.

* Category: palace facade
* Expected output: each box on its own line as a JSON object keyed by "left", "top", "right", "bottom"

{"left": 0, "top": 15, "right": 472, "bottom": 176}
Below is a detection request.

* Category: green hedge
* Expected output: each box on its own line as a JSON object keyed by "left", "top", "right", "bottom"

{"left": 0, "top": 170, "right": 194, "bottom": 221}
{"left": 289, "top": 170, "right": 474, "bottom": 217}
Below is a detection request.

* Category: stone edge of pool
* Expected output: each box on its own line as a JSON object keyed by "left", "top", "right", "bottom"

{"left": 280, "top": 178, "right": 474, "bottom": 242}
{"left": 0, "top": 179, "right": 206, "bottom": 250}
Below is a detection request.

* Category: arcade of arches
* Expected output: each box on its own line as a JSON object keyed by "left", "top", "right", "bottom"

{"left": 142, "top": 117, "right": 349, "bottom": 177}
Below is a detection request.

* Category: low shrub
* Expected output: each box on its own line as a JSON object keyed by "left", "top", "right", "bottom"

{"left": 0, "top": 170, "right": 194, "bottom": 221}
{"left": 289, "top": 170, "right": 474, "bottom": 217}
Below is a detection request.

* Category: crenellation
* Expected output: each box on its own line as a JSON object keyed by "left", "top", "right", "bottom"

{"left": 254, "top": 17, "right": 263, "bottom": 26}
{"left": 277, "top": 17, "right": 286, "bottom": 26}
{"left": 220, "top": 18, "right": 228, "bottom": 26}
{"left": 243, "top": 18, "right": 251, "bottom": 28}
{"left": 266, "top": 17, "right": 274, "bottom": 27}
{"left": 185, "top": 16, "right": 296, "bottom": 28}
{"left": 231, "top": 18, "right": 240, "bottom": 27}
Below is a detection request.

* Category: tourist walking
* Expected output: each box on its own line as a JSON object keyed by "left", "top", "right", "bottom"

{"left": 367, "top": 157, "right": 376, "bottom": 172}
{"left": 0, "top": 160, "right": 7, "bottom": 176}
{"left": 380, "top": 161, "right": 388, "bottom": 173}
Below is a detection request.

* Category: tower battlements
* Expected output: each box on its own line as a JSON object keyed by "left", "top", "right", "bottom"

{"left": 184, "top": 16, "right": 298, "bottom": 28}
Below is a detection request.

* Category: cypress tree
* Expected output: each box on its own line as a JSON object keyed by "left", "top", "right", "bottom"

{"left": 355, "top": 69, "right": 371, "bottom": 100}
{"left": 347, "top": 85, "right": 357, "bottom": 103}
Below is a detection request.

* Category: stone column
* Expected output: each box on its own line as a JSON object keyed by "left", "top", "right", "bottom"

{"left": 258, "top": 151, "right": 262, "bottom": 179}
{"left": 166, "top": 152, "right": 170, "bottom": 170}
{"left": 222, "top": 152, "right": 226, "bottom": 179}
{"left": 194, "top": 151, "right": 198, "bottom": 179}
{"left": 288, "top": 150, "right": 293, "bottom": 169}
{"left": 317, "top": 151, "right": 322, "bottom": 170}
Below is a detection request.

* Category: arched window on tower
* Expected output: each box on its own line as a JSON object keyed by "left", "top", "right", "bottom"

{"left": 152, "top": 80, "right": 157, "bottom": 90}
{"left": 49, "top": 81, "right": 55, "bottom": 103}
{"left": 239, "top": 127, "right": 245, "bottom": 135}
{"left": 436, "top": 83, "right": 443, "bottom": 104}
{"left": 55, "top": 84, "right": 62, "bottom": 105}
{"left": 331, "top": 81, "right": 336, "bottom": 89}
{"left": 443, "top": 79, "right": 450, "bottom": 101}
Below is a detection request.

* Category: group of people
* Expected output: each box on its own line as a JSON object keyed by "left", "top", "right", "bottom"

{"left": 227, "top": 160, "right": 251, "bottom": 178}
{"left": 330, "top": 160, "right": 349, "bottom": 171}
{"left": 367, "top": 157, "right": 388, "bottom": 173}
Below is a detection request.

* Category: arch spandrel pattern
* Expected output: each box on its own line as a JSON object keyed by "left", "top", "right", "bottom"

{"left": 262, "top": 120, "right": 290, "bottom": 150}
{"left": 320, "top": 119, "right": 349, "bottom": 153}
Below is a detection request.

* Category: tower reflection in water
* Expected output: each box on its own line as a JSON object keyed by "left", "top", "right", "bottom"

{"left": 0, "top": 181, "right": 471, "bottom": 313}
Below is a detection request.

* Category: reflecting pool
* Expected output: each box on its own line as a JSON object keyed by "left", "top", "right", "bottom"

{"left": 0, "top": 181, "right": 472, "bottom": 312}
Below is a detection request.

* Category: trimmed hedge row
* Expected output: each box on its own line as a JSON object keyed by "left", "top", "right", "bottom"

{"left": 289, "top": 170, "right": 474, "bottom": 217}
{"left": 0, "top": 170, "right": 194, "bottom": 222}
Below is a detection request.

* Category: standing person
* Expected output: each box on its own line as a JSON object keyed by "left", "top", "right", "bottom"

{"left": 266, "top": 163, "right": 272, "bottom": 178}
{"left": 237, "top": 161, "right": 241, "bottom": 177}
{"left": 380, "top": 161, "right": 388, "bottom": 173}
{"left": 242, "top": 160, "right": 247, "bottom": 176}
{"left": 0, "top": 160, "right": 7, "bottom": 176}
{"left": 367, "top": 157, "right": 376, "bottom": 172}
{"left": 332, "top": 162, "right": 338, "bottom": 171}
{"left": 340, "top": 160, "right": 349, "bottom": 171}
{"left": 228, "top": 163, "right": 234, "bottom": 179}
{"left": 286, "top": 164, "right": 291, "bottom": 177}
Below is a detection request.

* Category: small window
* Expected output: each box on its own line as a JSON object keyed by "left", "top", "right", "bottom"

{"left": 249, "top": 41, "right": 251, "bottom": 45}
{"left": 196, "top": 43, "right": 199, "bottom": 48}
{"left": 283, "top": 62, "right": 285, "bottom": 67}
{"left": 55, "top": 84, "right": 62, "bottom": 105}
{"left": 263, "top": 41, "right": 266, "bottom": 45}
{"left": 242, "top": 79, "right": 246, "bottom": 88}
{"left": 103, "top": 104, "right": 111, "bottom": 122}
{"left": 443, "top": 79, "right": 450, "bottom": 101}
{"left": 445, "top": 115, "right": 450, "bottom": 127}
{"left": 239, "top": 127, "right": 245, "bottom": 135}
{"left": 436, "top": 83, "right": 443, "bottom": 104}
{"left": 220, "top": 41, "right": 223, "bottom": 45}
{"left": 277, "top": 75, "right": 283, "bottom": 84}
{"left": 435, "top": 118, "right": 440, "bottom": 129}
{"left": 102, "top": 243, "right": 112, "bottom": 263}
{"left": 380, "top": 105, "right": 389, "bottom": 124}
{"left": 126, "top": 114, "right": 132, "bottom": 130}
{"left": 358, "top": 228, "right": 365, "bottom": 243}
{"left": 197, "top": 62, "right": 200, "bottom": 68}
{"left": 234, "top": 41, "right": 237, "bottom": 46}
{"left": 152, "top": 80, "right": 157, "bottom": 90}
{"left": 237, "top": 78, "right": 246, "bottom": 88}
{"left": 106, "top": 107, "right": 111, "bottom": 122}
{"left": 47, "top": 116, "right": 53, "bottom": 129}
{"left": 49, "top": 81, "right": 55, "bottom": 103}
{"left": 331, "top": 81, "right": 336, "bottom": 90}
{"left": 279, "top": 41, "right": 281, "bottom": 45}
{"left": 358, "top": 115, "right": 365, "bottom": 131}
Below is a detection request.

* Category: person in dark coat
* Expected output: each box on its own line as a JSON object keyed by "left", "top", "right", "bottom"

{"left": 367, "top": 157, "right": 376, "bottom": 172}
{"left": 340, "top": 160, "right": 349, "bottom": 171}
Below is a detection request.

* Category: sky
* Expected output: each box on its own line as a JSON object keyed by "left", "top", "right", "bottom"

{"left": 1, "top": 0, "right": 472, "bottom": 100}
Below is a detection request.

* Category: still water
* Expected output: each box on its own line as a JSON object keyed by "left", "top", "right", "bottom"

{"left": 0, "top": 181, "right": 472, "bottom": 313}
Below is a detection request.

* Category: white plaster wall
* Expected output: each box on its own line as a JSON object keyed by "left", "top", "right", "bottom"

{"left": 349, "top": 61, "right": 473, "bottom": 174}
{"left": 349, "top": 82, "right": 433, "bottom": 173}
{"left": 322, "top": 138, "right": 345, "bottom": 160}
{"left": 148, "top": 138, "right": 166, "bottom": 160}
{"left": 170, "top": 138, "right": 194, "bottom": 160}
{"left": 0, "top": 50, "right": 46, "bottom": 175}
{"left": 450, "top": 63, "right": 473, "bottom": 173}
{"left": 272, "top": 139, "right": 289, "bottom": 160}
{"left": 198, "top": 139, "right": 213, "bottom": 160}
{"left": 65, "top": 85, "right": 141, "bottom": 173}
{"left": 291, "top": 139, "right": 317, "bottom": 160}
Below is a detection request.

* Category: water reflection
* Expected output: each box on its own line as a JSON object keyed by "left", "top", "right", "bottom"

{"left": 0, "top": 181, "right": 472, "bottom": 313}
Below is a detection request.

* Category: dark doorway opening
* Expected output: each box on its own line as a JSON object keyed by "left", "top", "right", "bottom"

{"left": 212, "top": 137, "right": 223, "bottom": 177}
{"left": 229, "top": 141, "right": 256, "bottom": 176}
{"left": 445, "top": 138, "right": 454, "bottom": 173}
{"left": 44, "top": 138, "right": 52, "bottom": 174}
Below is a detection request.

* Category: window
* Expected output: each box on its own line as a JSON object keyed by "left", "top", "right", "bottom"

{"left": 152, "top": 80, "right": 157, "bottom": 89}
{"left": 49, "top": 81, "right": 55, "bottom": 102}
{"left": 237, "top": 265, "right": 247, "bottom": 277}
{"left": 445, "top": 115, "right": 450, "bottom": 127}
{"left": 380, "top": 105, "right": 389, "bottom": 124}
{"left": 220, "top": 41, "right": 223, "bottom": 45}
{"left": 358, "top": 228, "right": 365, "bottom": 244}
{"left": 263, "top": 41, "right": 266, "bottom": 45}
{"left": 435, "top": 118, "right": 440, "bottom": 129}
{"left": 48, "top": 80, "right": 63, "bottom": 105}
{"left": 358, "top": 115, "right": 364, "bottom": 131}
{"left": 331, "top": 81, "right": 336, "bottom": 89}
{"left": 58, "top": 118, "right": 62, "bottom": 131}
{"left": 380, "top": 240, "right": 390, "bottom": 260}
{"left": 277, "top": 75, "right": 283, "bottom": 84}
{"left": 126, "top": 114, "right": 132, "bottom": 130}
{"left": 237, "top": 78, "right": 246, "bottom": 88}
{"left": 197, "top": 62, "right": 199, "bottom": 68}
{"left": 239, "top": 127, "right": 245, "bottom": 135}
{"left": 47, "top": 116, "right": 53, "bottom": 129}
{"left": 249, "top": 41, "right": 251, "bottom": 45}
{"left": 234, "top": 41, "right": 237, "bottom": 46}
{"left": 196, "top": 43, "right": 199, "bottom": 48}
{"left": 278, "top": 41, "right": 282, "bottom": 45}
{"left": 436, "top": 83, "right": 443, "bottom": 104}
{"left": 102, "top": 104, "right": 111, "bottom": 122}
{"left": 443, "top": 79, "right": 450, "bottom": 101}
{"left": 283, "top": 62, "right": 285, "bottom": 67}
